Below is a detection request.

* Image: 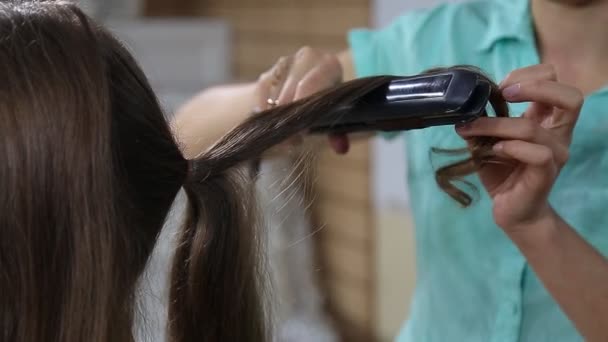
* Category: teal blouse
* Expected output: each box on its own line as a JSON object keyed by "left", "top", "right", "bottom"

{"left": 349, "top": 0, "right": 608, "bottom": 341}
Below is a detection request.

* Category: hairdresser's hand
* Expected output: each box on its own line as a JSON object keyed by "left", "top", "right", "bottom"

{"left": 253, "top": 47, "right": 350, "bottom": 153}
{"left": 456, "top": 64, "right": 583, "bottom": 232}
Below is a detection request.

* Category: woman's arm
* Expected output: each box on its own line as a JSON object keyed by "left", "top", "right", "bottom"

{"left": 508, "top": 211, "right": 608, "bottom": 342}
{"left": 172, "top": 83, "right": 257, "bottom": 159}
{"left": 172, "top": 48, "right": 355, "bottom": 159}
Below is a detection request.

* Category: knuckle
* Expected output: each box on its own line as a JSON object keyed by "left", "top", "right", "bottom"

{"left": 542, "top": 63, "right": 557, "bottom": 74}
{"left": 521, "top": 120, "right": 538, "bottom": 140}
{"left": 547, "top": 68, "right": 557, "bottom": 81}
{"left": 296, "top": 79, "right": 307, "bottom": 90}
{"left": 256, "top": 73, "right": 272, "bottom": 88}
{"left": 296, "top": 46, "right": 318, "bottom": 60}
{"left": 572, "top": 91, "right": 584, "bottom": 110}
{"left": 555, "top": 146, "right": 570, "bottom": 166}
{"left": 539, "top": 148, "right": 554, "bottom": 164}
{"left": 276, "top": 55, "right": 292, "bottom": 69}
{"left": 296, "top": 78, "right": 314, "bottom": 95}
{"left": 322, "top": 52, "right": 337, "bottom": 63}
{"left": 529, "top": 79, "right": 545, "bottom": 89}
{"left": 297, "top": 74, "right": 328, "bottom": 97}
{"left": 296, "top": 78, "right": 308, "bottom": 89}
{"left": 257, "top": 70, "right": 269, "bottom": 81}
{"left": 322, "top": 53, "right": 341, "bottom": 70}
{"left": 501, "top": 140, "right": 514, "bottom": 151}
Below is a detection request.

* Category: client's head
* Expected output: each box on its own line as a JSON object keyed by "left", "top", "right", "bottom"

{"left": 0, "top": 1, "right": 262, "bottom": 342}
{"left": 0, "top": 3, "right": 387, "bottom": 341}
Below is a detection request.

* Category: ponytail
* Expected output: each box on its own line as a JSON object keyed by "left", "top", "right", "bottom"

{"left": 169, "top": 165, "right": 266, "bottom": 341}
{"left": 433, "top": 66, "right": 510, "bottom": 206}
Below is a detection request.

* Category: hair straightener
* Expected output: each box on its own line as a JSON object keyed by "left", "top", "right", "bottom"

{"left": 309, "top": 68, "right": 492, "bottom": 134}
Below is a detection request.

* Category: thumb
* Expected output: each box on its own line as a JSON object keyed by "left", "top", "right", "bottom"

{"left": 328, "top": 134, "right": 350, "bottom": 154}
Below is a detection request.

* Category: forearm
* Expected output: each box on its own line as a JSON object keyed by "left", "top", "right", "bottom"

{"left": 172, "top": 49, "right": 358, "bottom": 158}
{"left": 508, "top": 211, "right": 608, "bottom": 342}
{"left": 172, "top": 83, "right": 257, "bottom": 159}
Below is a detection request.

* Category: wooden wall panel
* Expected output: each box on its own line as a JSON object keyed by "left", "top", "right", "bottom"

{"left": 327, "top": 277, "right": 371, "bottom": 329}
{"left": 201, "top": 0, "right": 368, "bottom": 8}
{"left": 204, "top": 7, "right": 368, "bottom": 37}
{"left": 234, "top": 38, "right": 340, "bottom": 79}
{"left": 316, "top": 199, "right": 369, "bottom": 246}
{"left": 198, "top": 2, "right": 368, "bottom": 81}
{"left": 321, "top": 238, "right": 371, "bottom": 283}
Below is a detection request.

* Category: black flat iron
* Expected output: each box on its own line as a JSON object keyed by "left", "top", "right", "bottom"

{"left": 309, "top": 68, "right": 492, "bottom": 134}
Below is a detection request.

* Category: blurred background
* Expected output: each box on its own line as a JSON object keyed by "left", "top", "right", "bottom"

{"left": 78, "top": 0, "right": 462, "bottom": 341}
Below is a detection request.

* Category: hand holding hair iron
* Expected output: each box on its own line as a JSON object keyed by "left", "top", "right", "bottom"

{"left": 309, "top": 68, "right": 493, "bottom": 134}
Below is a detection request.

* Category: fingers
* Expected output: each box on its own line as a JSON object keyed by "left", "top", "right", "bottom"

{"left": 254, "top": 46, "right": 346, "bottom": 154}
{"left": 277, "top": 47, "right": 342, "bottom": 104}
{"left": 253, "top": 56, "right": 292, "bottom": 111}
{"left": 457, "top": 117, "right": 550, "bottom": 142}
{"left": 499, "top": 64, "right": 556, "bottom": 123}
{"left": 457, "top": 117, "right": 570, "bottom": 166}
{"left": 499, "top": 64, "right": 583, "bottom": 141}
{"left": 503, "top": 79, "right": 583, "bottom": 141}
{"left": 253, "top": 70, "right": 273, "bottom": 112}
{"left": 328, "top": 134, "right": 350, "bottom": 154}
{"left": 499, "top": 64, "right": 557, "bottom": 89}
{"left": 493, "top": 140, "right": 561, "bottom": 168}
{"left": 294, "top": 54, "right": 342, "bottom": 100}
{"left": 502, "top": 80, "right": 584, "bottom": 114}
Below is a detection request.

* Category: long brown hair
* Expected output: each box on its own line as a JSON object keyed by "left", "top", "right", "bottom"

{"left": 0, "top": 2, "right": 504, "bottom": 342}
{"left": 0, "top": 1, "right": 265, "bottom": 341}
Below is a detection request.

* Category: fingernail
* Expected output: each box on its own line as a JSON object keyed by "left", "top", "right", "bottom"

{"left": 252, "top": 106, "right": 262, "bottom": 113}
{"left": 499, "top": 72, "right": 512, "bottom": 88}
{"left": 493, "top": 142, "right": 504, "bottom": 152}
{"left": 502, "top": 83, "right": 520, "bottom": 98}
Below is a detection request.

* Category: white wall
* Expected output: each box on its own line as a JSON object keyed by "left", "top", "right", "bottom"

{"left": 75, "top": 1, "right": 232, "bottom": 114}
{"left": 78, "top": 0, "right": 142, "bottom": 18}
{"left": 106, "top": 19, "right": 232, "bottom": 113}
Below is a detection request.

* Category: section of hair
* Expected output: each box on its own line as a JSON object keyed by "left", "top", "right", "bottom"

{"left": 166, "top": 67, "right": 507, "bottom": 340}
{"left": 430, "top": 66, "right": 510, "bottom": 206}
{"left": 168, "top": 76, "right": 396, "bottom": 342}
